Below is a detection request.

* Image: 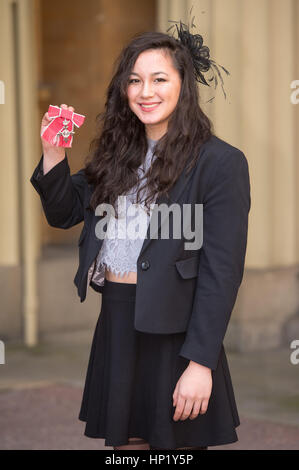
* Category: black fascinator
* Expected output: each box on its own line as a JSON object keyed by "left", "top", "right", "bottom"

{"left": 166, "top": 5, "right": 230, "bottom": 101}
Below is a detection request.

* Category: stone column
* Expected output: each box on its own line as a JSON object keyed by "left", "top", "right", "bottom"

{"left": 0, "top": 0, "right": 40, "bottom": 345}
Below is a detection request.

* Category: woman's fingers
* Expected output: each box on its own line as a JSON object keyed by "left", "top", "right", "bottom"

{"left": 189, "top": 400, "right": 201, "bottom": 420}
{"left": 173, "top": 395, "right": 194, "bottom": 421}
{"left": 173, "top": 397, "right": 203, "bottom": 421}
{"left": 41, "top": 112, "right": 50, "bottom": 128}
{"left": 60, "top": 103, "right": 75, "bottom": 112}
{"left": 180, "top": 398, "right": 194, "bottom": 421}
{"left": 199, "top": 398, "right": 209, "bottom": 415}
{"left": 172, "top": 382, "right": 179, "bottom": 407}
{"left": 173, "top": 395, "right": 185, "bottom": 421}
{"left": 174, "top": 396, "right": 200, "bottom": 421}
{"left": 41, "top": 103, "right": 75, "bottom": 129}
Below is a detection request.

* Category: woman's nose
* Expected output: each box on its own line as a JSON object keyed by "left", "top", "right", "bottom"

{"left": 140, "top": 81, "right": 155, "bottom": 98}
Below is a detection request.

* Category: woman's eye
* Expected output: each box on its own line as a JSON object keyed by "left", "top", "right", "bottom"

{"left": 128, "top": 78, "right": 166, "bottom": 84}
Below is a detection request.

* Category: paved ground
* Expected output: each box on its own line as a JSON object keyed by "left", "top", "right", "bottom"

{"left": 1, "top": 331, "right": 299, "bottom": 450}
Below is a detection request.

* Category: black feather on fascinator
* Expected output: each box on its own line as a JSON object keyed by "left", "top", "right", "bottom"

{"left": 166, "top": 5, "right": 230, "bottom": 101}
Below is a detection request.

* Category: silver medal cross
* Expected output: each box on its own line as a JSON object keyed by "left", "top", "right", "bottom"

{"left": 57, "top": 118, "right": 75, "bottom": 143}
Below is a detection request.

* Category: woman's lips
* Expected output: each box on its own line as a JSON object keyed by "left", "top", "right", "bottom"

{"left": 139, "top": 103, "right": 161, "bottom": 112}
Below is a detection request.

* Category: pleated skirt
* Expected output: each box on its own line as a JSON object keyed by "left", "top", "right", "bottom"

{"left": 78, "top": 279, "right": 240, "bottom": 449}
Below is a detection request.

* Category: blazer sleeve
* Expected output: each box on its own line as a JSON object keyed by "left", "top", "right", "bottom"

{"left": 30, "top": 153, "right": 86, "bottom": 229}
{"left": 179, "top": 148, "right": 251, "bottom": 371}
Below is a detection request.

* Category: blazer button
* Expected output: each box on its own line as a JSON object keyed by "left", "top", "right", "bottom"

{"left": 141, "top": 260, "right": 150, "bottom": 270}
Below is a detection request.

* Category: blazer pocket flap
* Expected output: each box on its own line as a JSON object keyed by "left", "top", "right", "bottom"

{"left": 175, "top": 255, "right": 199, "bottom": 279}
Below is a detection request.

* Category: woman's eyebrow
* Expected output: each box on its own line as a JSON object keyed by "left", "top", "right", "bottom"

{"left": 130, "top": 72, "right": 169, "bottom": 76}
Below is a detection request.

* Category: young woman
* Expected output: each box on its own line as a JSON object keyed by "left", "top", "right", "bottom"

{"left": 30, "top": 29, "right": 250, "bottom": 450}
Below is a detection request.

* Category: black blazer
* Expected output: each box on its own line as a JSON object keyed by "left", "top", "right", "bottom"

{"left": 30, "top": 134, "right": 251, "bottom": 371}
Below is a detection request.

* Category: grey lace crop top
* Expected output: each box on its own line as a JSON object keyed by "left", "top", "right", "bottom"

{"left": 87, "top": 137, "right": 158, "bottom": 289}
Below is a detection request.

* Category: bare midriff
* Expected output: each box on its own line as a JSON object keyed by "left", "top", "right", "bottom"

{"left": 105, "top": 267, "right": 137, "bottom": 284}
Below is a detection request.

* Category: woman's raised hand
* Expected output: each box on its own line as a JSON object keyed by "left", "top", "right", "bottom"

{"left": 41, "top": 103, "right": 75, "bottom": 154}
{"left": 41, "top": 104, "right": 74, "bottom": 174}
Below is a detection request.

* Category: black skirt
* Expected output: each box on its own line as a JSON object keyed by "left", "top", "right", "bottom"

{"left": 78, "top": 279, "right": 240, "bottom": 449}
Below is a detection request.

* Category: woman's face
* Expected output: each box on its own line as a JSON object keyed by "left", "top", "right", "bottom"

{"left": 127, "top": 49, "right": 181, "bottom": 140}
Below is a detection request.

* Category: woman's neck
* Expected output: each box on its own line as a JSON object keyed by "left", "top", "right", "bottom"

{"left": 146, "top": 136, "right": 158, "bottom": 144}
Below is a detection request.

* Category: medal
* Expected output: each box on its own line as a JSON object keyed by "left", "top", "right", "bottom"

{"left": 41, "top": 105, "right": 85, "bottom": 148}
{"left": 57, "top": 118, "right": 75, "bottom": 143}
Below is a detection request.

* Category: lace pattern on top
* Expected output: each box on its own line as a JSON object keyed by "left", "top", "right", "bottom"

{"left": 87, "top": 139, "right": 158, "bottom": 288}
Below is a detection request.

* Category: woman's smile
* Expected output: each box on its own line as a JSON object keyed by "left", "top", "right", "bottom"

{"left": 139, "top": 102, "right": 162, "bottom": 112}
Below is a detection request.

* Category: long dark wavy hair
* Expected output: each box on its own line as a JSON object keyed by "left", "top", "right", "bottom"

{"left": 84, "top": 31, "right": 214, "bottom": 218}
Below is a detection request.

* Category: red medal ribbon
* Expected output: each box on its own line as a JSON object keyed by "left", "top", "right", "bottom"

{"left": 41, "top": 105, "right": 85, "bottom": 148}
